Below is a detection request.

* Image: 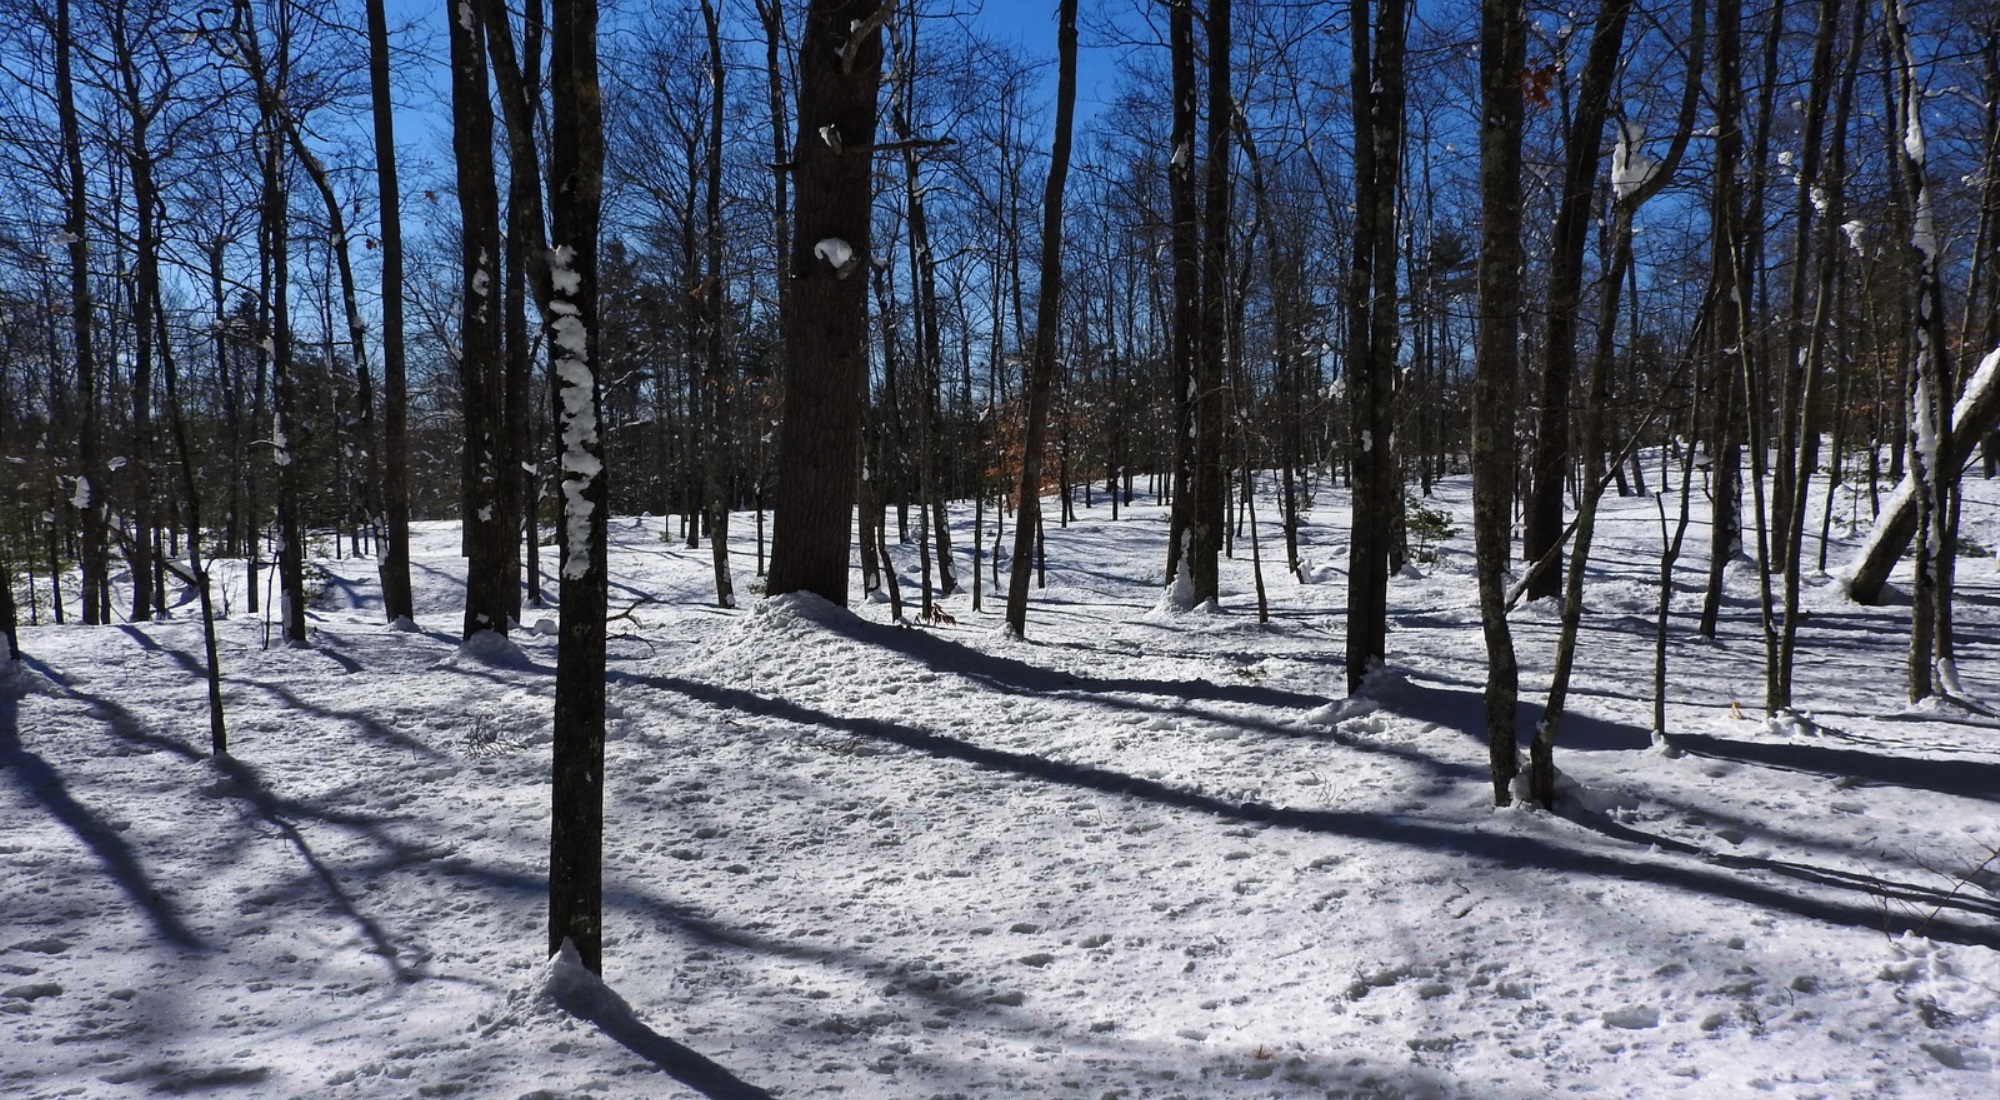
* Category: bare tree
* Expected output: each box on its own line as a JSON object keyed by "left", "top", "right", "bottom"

{"left": 449, "top": 0, "right": 511, "bottom": 639}
{"left": 1003, "top": 0, "right": 1078, "bottom": 637}
{"left": 765, "top": 0, "right": 889, "bottom": 605}
{"left": 1474, "top": 0, "right": 1526, "bottom": 804}
{"left": 368, "top": 0, "right": 415, "bottom": 624}
{"left": 1345, "top": 0, "right": 1407, "bottom": 692}
{"left": 546, "top": 0, "right": 609, "bottom": 972}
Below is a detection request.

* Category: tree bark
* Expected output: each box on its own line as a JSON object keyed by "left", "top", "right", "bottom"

{"left": 700, "top": 0, "right": 735, "bottom": 609}
{"left": 1475, "top": 0, "right": 1526, "bottom": 805}
{"left": 1698, "top": 0, "right": 1748, "bottom": 644}
{"left": 766, "top": 0, "right": 888, "bottom": 606}
{"left": 1163, "top": 0, "right": 1199, "bottom": 593}
{"left": 1885, "top": 0, "right": 1960, "bottom": 702}
{"left": 55, "top": 0, "right": 107, "bottom": 627}
{"left": 1345, "top": 0, "right": 1408, "bottom": 692}
{"left": 1521, "top": 0, "right": 1630, "bottom": 603}
{"left": 1004, "top": 0, "right": 1079, "bottom": 636}
{"left": 367, "top": 0, "right": 415, "bottom": 625}
{"left": 1187, "top": 0, "right": 1233, "bottom": 607}
{"left": 450, "top": 0, "right": 511, "bottom": 639}
{"left": 546, "top": 0, "right": 608, "bottom": 973}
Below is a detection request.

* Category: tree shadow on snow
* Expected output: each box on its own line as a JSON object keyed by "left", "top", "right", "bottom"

{"left": 0, "top": 662, "right": 206, "bottom": 950}
{"left": 1661, "top": 731, "right": 2000, "bottom": 805}
{"left": 554, "top": 980, "right": 774, "bottom": 1100}
{"left": 1355, "top": 667, "right": 1654, "bottom": 752}
{"left": 630, "top": 670, "right": 2000, "bottom": 952}
{"left": 1555, "top": 802, "right": 2000, "bottom": 927}
{"left": 807, "top": 609, "right": 1331, "bottom": 713}
{"left": 11, "top": 655, "right": 429, "bottom": 973}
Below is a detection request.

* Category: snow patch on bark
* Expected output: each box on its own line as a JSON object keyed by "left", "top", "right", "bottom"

{"left": 549, "top": 246, "right": 600, "bottom": 581}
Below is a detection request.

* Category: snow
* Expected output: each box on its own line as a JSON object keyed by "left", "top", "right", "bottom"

{"left": 1842, "top": 219, "right": 1868, "bottom": 253}
{"left": 548, "top": 247, "right": 598, "bottom": 581}
{"left": 5, "top": 465, "right": 2000, "bottom": 1098}
{"left": 1611, "top": 120, "right": 1658, "bottom": 201}
{"left": 814, "top": 237, "right": 855, "bottom": 271}
{"left": 548, "top": 246, "right": 581, "bottom": 296}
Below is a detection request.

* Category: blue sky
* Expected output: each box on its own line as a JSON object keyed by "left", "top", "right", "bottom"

{"left": 380, "top": 0, "right": 1120, "bottom": 155}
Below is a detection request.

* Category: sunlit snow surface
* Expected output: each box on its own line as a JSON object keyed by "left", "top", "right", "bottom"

{"left": 4, "top": 463, "right": 1999, "bottom": 1098}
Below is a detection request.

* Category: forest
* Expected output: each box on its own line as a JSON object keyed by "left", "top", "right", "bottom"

{"left": 2, "top": 0, "right": 1999, "bottom": 1096}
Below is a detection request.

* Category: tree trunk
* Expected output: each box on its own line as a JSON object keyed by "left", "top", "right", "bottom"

{"left": 243, "top": 1, "right": 309, "bottom": 648}
{"left": 1776, "top": 0, "right": 1862, "bottom": 708}
{"left": 700, "top": 0, "right": 735, "bottom": 609}
{"left": 1346, "top": 0, "right": 1408, "bottom": 692}
{"left": 1521, "top": 0, "right": 1630, "bottom": 603}
{"left": 1886, "top": 0, "right": 1960, "bottom": 702}
{"left": 1475, "top": 0, "right": 1526, "bottom": 805}
{"left": 367, "top": 0, "right": 415, "bottom": 625}
{"left": 1163, "top": 0, "right": 1199, "bottom": 594}
{"left": 1005, "top": 0, "right": 1079, "bottom": 637}
{"left": 766, "top": 0, "right": 887, "bottom": 606}
{"left": 1187, "top": 0, "right": 1233, "bottom": 606}
{"left": 546, "top": 0, "right": 609, "bottom": 974}
{"left": 450, "top": 0, "right": 511, "bottom": 639}
{"left": 1699, "top": 0, "right": 1747, "bottom": 645}
{"left": 55, "top": 0, "right": 106, "bottom": 627}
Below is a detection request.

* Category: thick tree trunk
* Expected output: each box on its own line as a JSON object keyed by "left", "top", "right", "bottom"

{"left": 1345, "top": 0, "right": 1407, "bottom": 692}
{"left": 766, "top": 0, "right": 887, "bottom": 606}
{"left": 450, "top": 0, "right": 511, "bottom": 639}
{"left": 1886, "top": 0, "right": 1962, "bottom": 701}
{"left": 546, "top": 0, "right": 608, "bottom": 973}
{"left": 367, "top": 0, "right": 415, "bottom": 625}
{"left": 0, "top": 566, "right": 17, "bottom": 662}
{"left": 1187, "top": 0, "right": 1233, "bottom": 606}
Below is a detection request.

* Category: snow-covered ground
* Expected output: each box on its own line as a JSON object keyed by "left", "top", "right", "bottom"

{"left": 4, "top": 464, "right": 1998, "bottom": 1098}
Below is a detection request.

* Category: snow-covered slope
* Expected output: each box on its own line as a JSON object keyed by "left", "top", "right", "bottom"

{"left": 4, "top": 469, "right": 1996, "bottom": 1098}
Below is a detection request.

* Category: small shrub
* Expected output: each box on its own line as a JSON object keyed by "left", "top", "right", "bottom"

{"left": 1405, "top": 496, "right": 1458, "bottom": 563}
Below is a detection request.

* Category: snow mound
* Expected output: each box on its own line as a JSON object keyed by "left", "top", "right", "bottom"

{"left": 536, "top": 940, "right": 636, "bottom": 1022}
{"left": 485, "top": 940, "right": 639, "bottom": 1040}
{"left": 756, "top": 591, "right": 861, "bottom": 630}
{"left": 1299, "top": 558, "right": 1342, "bottom": 584}
{"left": 1765, "top": 709, "right": 1822, "bottom": 738}
{"left": 1510, "top": 764, "right": 1638, "bottom": 814}
{"left": 681, "top": 592, "right": 865, "bottom": 678}
{"left": 1307, "top": 664, "right": 1413, "bottom": 724}
{"left": 441, "top": 629, "right": 534, "bottom": 669}
{"left": 0, "top": 659, "right": 56, "bottom": 698}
